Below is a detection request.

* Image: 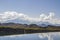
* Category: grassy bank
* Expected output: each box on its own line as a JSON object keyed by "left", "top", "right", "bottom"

{"left": 0, "top": 26, "right": 60, "bottom": 36}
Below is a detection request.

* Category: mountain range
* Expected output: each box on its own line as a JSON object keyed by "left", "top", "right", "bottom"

{"left": 0, "top": 22, "right": 60, "bottom": 28}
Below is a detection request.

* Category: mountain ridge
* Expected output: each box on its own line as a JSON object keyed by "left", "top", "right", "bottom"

{"left": 0, "top": 22, "right": 60, "bottom": 28}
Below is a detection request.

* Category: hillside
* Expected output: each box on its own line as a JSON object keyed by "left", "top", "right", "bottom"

{"left": 0, "top": 23, "right": 60, "bottom": 36}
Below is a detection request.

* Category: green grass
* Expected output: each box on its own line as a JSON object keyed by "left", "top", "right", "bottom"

{"left": 0, "top": 26, "right": 60, "bottom": 30}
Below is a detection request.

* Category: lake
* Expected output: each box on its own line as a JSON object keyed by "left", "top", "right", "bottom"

{"left": 0, "top": 32, "right": 60, "bottom": 40}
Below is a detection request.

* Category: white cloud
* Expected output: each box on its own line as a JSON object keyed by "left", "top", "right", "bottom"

{"left": 0, "top": 11, "right": 60, "bottom": 24}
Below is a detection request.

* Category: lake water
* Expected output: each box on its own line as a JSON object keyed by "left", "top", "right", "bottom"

{"left": 0, "top": 32, "right": 60, "bottom": 40}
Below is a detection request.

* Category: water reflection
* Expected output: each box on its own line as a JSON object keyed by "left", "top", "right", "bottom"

{"left": 0, "top": 32, "right": 60, "bottom": 40}
{"left": 38, "top": 32, "right": 60, "bottom": 40}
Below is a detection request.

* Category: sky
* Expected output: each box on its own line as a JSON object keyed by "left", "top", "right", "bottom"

{"left": 0, "top": 0, "right": 60, "bottom": 24}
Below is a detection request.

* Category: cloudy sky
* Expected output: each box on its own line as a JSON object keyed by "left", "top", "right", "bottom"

{"left": 0, "top": 0, "right": 60, "bottom": 24}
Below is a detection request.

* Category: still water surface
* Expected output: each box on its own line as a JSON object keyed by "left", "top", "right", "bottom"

{"left": 0, "top": 32, "right": 60, "bottom": 40}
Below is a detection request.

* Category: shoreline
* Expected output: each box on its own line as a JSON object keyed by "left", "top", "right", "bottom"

{"left": 0, "top": 27, "right": 60, "bottom": 36}
{"left": 0, "top": 31, "right": 60, "bottom": 36}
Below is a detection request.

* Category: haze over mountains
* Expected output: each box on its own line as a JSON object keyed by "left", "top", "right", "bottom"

{"left": 0, "top": 22, "right": 60, "bottom": 28}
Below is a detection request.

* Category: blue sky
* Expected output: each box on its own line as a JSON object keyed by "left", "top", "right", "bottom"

{"left": 0, "top": 0, "right": 60, "bottom": 24}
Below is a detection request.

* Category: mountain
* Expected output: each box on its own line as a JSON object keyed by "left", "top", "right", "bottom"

{"left": 0, "top": 23, "right": 39, "bottom": 28}
{"left": 0, "top": 22, "right": 60, "bottom": 28}
{"left": 36, "top": 21, "right": 60, "bottom": 27}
